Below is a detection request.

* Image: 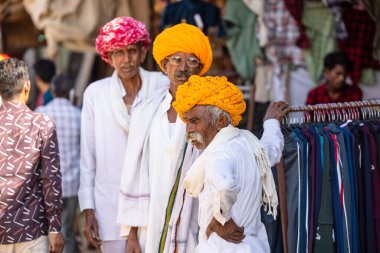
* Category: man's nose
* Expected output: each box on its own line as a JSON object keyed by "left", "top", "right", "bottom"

{"left": 178, "top": 59, "right": 187, "bottom": 71}
{"left": 186, "top": 123, "right": 194, "bottom": 133}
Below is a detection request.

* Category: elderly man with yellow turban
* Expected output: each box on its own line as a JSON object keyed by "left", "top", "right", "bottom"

{"left": 173, "top": 75, "right": 290, "bottom": 253}
{"left": 78, "top": 17, "right": 168, "bottom": 253}
{"left": 118, "top": 24, "right": 241, "bottom": 253}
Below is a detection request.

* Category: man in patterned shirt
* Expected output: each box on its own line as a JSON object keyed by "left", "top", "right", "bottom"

{"left": 0, "top": 58, "right": 64, "bottom": 253}
{"left": 36, "top": 74, "right": 81, "bottom": 253}
{"left": 306, "top": 52, "right": 363, "bottom": 105}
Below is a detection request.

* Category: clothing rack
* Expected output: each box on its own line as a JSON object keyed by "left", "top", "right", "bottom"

{"left": 282, "top": 100, "right": 380, "bottom": 125}
{"left": 277, "top": 100, "right": 380, "bottom": 253}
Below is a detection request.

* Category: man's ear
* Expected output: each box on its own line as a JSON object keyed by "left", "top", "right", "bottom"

{"left": 196, "top": 63, "right": 203, "bottom": 75}
{"left": 108, "top": 52, "right": 114, "bottom": 68}
{"left": 161, "top": 58, "right": 169, "bottom": 74}
{"left": 140, "top": 47, "right": 148, "bottom": 63}
{"left": 24, "top": 80, "right": 31, "bottom": 93}
{"left": 217, "top": 114, "right": 229, "bottom": 130}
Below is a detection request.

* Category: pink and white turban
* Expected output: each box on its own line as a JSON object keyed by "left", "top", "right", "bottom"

{"left": 95, "top": 16, "right": 151, "bottom": 64}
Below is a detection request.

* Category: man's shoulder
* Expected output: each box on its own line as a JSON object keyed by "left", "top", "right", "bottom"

{"left": 84, "top": 77, "right": 112, "bottom": 95}
{"left": 310, "top": 83, "right": 327, "bottom": 94}
{"left": 135, "top": 86, "right": 168, "bottom": 110}
{"left": 29, "top": 110, "right": 55, "bottom": 126}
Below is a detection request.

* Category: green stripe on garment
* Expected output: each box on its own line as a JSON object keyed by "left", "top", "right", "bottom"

{"left": 158, "top": 143, "right": 188, "bottom": 253}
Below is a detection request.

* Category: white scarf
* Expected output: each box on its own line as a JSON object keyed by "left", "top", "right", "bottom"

{"left": 183, "top": 125, "right": 278, "bottom": 219}
{"left": 110, "top": 68, "right": 167, "bottom": 132}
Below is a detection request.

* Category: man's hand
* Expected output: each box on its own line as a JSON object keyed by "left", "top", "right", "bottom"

{"left": 206, "top": 217, "right": 245, "bottom": 244}
{"left": 49, "top": 232, "right": 64, "bottom": 253}
{"left": 82, "top": 209, "right": 101, "bottom": 248}
{"left": 126, "top": 227, "right": 141, "bottom": 253}
{"left": 263, "top": 101, "right": 291, "bottom": 122}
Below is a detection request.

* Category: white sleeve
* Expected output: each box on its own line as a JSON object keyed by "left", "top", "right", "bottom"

{"left": 206, "top": 150, "right": 240, "bottom": 225}
{"left": 260, "top": 119, "right": 284, "bottom": 167}
{"left": 78, "top": 89, "right": 96, "bottom": 211}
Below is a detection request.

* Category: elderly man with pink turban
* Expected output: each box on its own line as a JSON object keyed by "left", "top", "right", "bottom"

{"left": 78, "top": 16, "right": 168, "bottom": 253}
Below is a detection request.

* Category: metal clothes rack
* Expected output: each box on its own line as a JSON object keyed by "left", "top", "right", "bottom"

{"left": 277, "top": 100, "right": 380, "bottom": 253}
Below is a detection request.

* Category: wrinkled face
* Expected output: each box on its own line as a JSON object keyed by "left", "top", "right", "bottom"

{"left": 109, "top": 44, "right": 147, "bottom": 82}
{"left": 162, "top": 52, "right": 203, "bottom": 96}
{"left": 183, "top": 105, "right": 219, "bottom": 150}
{"left": 325, "top": 64, "right": 347, "bottom": 91}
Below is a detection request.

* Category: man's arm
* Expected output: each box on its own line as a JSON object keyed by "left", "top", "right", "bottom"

{"left": 205, "top": 150, "right": 244, "bottom": 243}
{"left": 261, "top": 101, "right": 291, "bottom": 166}
{"left": 77, "top": 90, "right": 101, "bottom": 248}
{"left": 39, "top": 119, "right": 64, "bottom": 253}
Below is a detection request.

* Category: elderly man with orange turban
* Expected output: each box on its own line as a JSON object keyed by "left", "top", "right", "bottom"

{"left": 118, "top": 23, "right": 243, "bottom": 253}
{"left": 78, "top": 17, "right": 168, "bottom": 253}
{"left": 172, "top": 75, "right": 290, "bottom": 253}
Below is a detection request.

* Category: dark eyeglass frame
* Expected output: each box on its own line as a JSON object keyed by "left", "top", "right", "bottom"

{"left": 167, "top": 55, "right": 200, "bottom": 68}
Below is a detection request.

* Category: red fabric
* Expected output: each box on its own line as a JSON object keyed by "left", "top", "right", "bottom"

{"left": 339, "top": 9, "right": 380, "bottom": 85}
{"left": 95, "top": 16, "right": 151, "bottom": 65}
{"left": 306, "top": 82, "right": 362, "bottom": 105}
{"left": 283, "top": 0, "right": 311, "bottom": 49}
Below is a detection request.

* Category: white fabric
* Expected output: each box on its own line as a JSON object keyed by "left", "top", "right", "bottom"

{"left": 110, "top": 67, "right": 167, "bottom": 132}
{"left": 242, "top": 0, "right": 268, "bottom": 47}
{"left": 78, "top": 69, "right": 167, "bottom": 241}
{"left": 184, "top": 122, "right": 281, "bottom": 222}
{"left": 194, "top": 120, "right": 283, "bottom": 253}
{"left": 100, "top": 240, "right": 126, "bottom": 253}
{"left": 118, "top": 90, "right": 200, "bottom": 253}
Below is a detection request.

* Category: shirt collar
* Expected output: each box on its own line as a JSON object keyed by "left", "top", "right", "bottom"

{"left": 161, "top": 90, "right": 173, "bottom": 113}
{"left": 0, "top": 101, "right": 30, "bottom": 112}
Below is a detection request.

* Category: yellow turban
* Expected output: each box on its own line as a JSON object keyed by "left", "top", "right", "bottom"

{"left": 153, "top": 23, "right": 213, "bottom": 76}
{"left": 173, "top": 75, "right": 246, "bottom": 126}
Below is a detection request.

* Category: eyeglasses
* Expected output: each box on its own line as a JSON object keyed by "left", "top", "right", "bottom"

{"left": 167, "top": 56, "right": 200, "bottom": 68}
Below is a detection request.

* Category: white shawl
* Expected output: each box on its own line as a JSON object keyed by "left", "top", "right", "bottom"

{"left": 110, "top": 67, "right": 168, "bottom": 132}
{"left": 183, "top": 125, "right": 278, "bottom": 220}
{"left": 118, "top": 87, "right": 168, "bottom": 228}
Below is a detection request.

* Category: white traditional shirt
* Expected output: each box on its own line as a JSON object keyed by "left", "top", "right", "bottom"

{"left": 78, "top": 68, "right": 168, "bottom": 241}
{"left": 194, "top": 120, "right": 283, "bottom": 253}
{"left": 118, "top": 90, "right": 200, "bottom": 253}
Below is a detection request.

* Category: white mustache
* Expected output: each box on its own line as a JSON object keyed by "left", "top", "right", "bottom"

{"left": 186, "top": 132, "right": 204, "bottom": 143}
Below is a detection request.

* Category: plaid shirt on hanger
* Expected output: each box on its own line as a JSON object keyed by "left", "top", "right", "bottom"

{"left": 322, "top": 0, "right": 353, "bottom": 40}
{"left": 339, "top": 8, "right": 380, "bottom": 85}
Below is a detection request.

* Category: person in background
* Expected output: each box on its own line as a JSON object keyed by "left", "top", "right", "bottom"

{"left": 0, "top": 58, "right": 64, "bottom": 253}
{"left": 36, "top": 74, "right": 81, "bottom": 253}
{"left": 78, "top": 16, "right": 168, "bottom": 253}
{"left": 33, "top": 59, "right": 56, "bottom": 106}
{"left": 306, "top": 51, "right": 362, "bottom": 105}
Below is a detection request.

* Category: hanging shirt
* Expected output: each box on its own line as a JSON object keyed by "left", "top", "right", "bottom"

{"left": 338, "top": 9, "right": 380, "bottom": 85}
{"left": 160, "top": 0, "right": 224, "bottom": 37}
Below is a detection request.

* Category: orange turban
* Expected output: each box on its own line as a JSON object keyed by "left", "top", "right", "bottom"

{"left": 173, "top": 75, "right": 246, "bottom": 126}
{"left": 153, "top": 23, "right": 212, "bottom": 76}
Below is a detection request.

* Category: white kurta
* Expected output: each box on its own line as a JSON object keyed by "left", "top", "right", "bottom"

{"left": 78, "top": 68, "right": 167, "bottom": 241}
{"left": 118, "top": 90, "right": 200, "bottom": 253}
{"left": 195, "top": 120, "right": 283, "bottom": 253}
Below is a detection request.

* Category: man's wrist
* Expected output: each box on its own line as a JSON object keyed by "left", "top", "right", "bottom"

{"left": 129, "top": 227, "right": 138, "bottom": 239}
{"left": 82, "top": 209, "right": 94, "bottom": 215}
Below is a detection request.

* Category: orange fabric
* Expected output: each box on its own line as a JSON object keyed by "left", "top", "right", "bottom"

{"left": 152, "top": 23, "right": 212, "bottom": 76}
{"left": 173, "top": 75, "right": 246, "bottom": 126}
{"left": 0, "top": 54, "right": 10, "bottom": 61}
